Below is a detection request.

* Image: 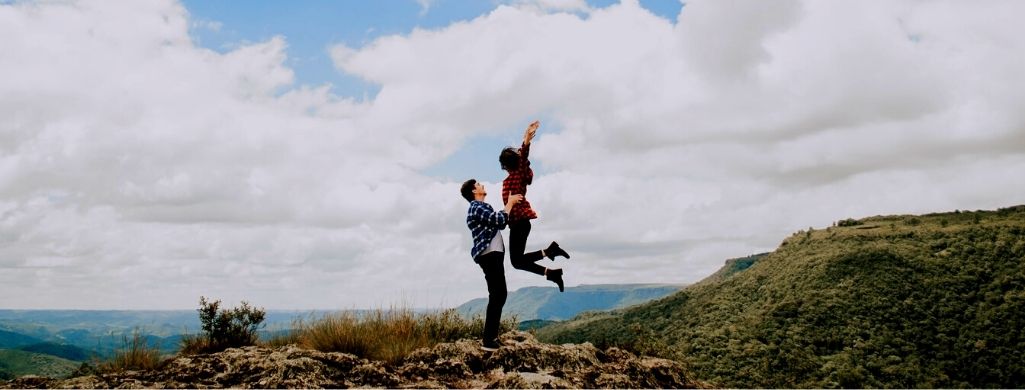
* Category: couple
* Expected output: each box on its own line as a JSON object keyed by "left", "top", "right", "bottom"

{"left": 460, "top": 120, "right": 571, "bottom": 351}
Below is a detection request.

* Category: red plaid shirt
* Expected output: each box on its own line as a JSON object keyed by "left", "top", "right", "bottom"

{"left": 502, "top": 142, "right": 538, "bottom": 221}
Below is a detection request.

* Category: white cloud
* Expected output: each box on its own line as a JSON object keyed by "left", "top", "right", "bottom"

{"left": 512, "top": 0, "right": 592, "bottom": 14}
{"left": 415, "top": 0, "right": 433, "bottom": 17}
{"left": 1, "top": 0, "right": 1023, "bottom": 309}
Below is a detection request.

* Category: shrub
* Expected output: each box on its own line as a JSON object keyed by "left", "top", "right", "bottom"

{"left": 181, "top": 296, "right": 266, "bottom": 354}
{"left": 837, "top": 218, "right": 862, "bottom": 227}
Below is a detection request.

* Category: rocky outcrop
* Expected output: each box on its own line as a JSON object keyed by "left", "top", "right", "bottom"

{"left": 1, "top": 331, "right": 702, "bottom": 389}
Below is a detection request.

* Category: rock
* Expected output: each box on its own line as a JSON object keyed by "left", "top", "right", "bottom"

{"left": 1, "top": 332, "right": 703, "bottom": 389}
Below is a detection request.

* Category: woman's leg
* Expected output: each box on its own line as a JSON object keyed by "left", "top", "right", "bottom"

{"left": 508, "top": 220, "right": 546, "bottom": 276}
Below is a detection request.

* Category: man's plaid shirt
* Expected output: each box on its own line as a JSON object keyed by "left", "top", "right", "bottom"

{"left": 466, "top": 200, "right": 508, "bottom": 260}
{"left": 502, "top": 142, "right": 538, "bottom": 222}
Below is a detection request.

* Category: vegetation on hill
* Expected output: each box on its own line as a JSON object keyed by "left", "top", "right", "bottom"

{"left": 0, "top": 349, "right": 79, "bottom": 380}
{"left": 537, "top": 206, "right": 1025, "bottom": 388}
{"left": 695, "top": 253, "right": 768, "bottom": 285}
{"left": 15, "top": 343, "right": 92, "bottom": 362}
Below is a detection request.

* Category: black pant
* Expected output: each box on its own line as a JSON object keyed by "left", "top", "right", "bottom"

{"left": 475, "top": 251, "right": 507, "bottom": 341}
{"left": 509, "top": 220, "right": 546, "bottom": 276}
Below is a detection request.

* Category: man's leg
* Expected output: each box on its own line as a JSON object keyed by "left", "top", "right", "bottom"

{"left": 476, "top": 252, "right": 507, "bottom": 345}
{"left": 508, "top": 220, "right": 546, "bottom": 276}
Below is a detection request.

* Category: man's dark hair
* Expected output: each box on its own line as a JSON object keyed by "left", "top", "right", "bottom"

{"left": 460, "top": 179, "right": 477, "bottom": 202}
{"left": 499, "top": 147, "right": 520, "bottom": 171}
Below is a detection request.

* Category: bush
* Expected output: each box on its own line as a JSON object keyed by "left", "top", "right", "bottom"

{"left": 180, "top": 296, "right": 266, "bottom": 354}
{"left": 837, "top": 218, "right": 862, "bottom": 227}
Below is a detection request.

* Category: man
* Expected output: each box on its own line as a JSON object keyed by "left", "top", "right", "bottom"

{"left": 500, "top": 120, "right": 570, "bottom": 292}
{"left": 461, "top": 179, "right": 522, "bottom": 351}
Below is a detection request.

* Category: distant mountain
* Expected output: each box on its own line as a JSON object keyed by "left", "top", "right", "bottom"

{"left": 0, "top": 310, "right": 318, "bottom": 356}
{"left": 0, "top": 349, "right": 79, "bottom": 380}
{"left": 0, "top": 330, "right": 43, "bottom": 350}
{"left": 0, "top": 310, "right": 202, "bottom": 338}
{"left": 457, "top": 284, "right": 684, "bottom": 321}
{"left": 538, "top": 205, "right": 1025, "bottom": 388}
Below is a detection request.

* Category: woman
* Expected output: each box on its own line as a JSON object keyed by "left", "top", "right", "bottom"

{"left": 501, "top": 120, "right": 570, "bottom": 292}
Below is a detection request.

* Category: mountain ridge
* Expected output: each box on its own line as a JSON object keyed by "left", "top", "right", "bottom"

{"left": 457, "top": 283, "right": 684, "bottom": 321}
{"left": 538, "top": 205, "right": 1025, "bottom": 388}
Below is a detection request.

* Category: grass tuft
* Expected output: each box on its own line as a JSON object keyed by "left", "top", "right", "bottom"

{"left": 281, "top": 307, "right": 515, "bottom": 365}
{"left": 97, "top": 329, "right": 164, "bottom": 373}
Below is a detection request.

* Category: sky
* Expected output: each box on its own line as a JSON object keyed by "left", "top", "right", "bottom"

{"left": 1, "top": 0, "right": 1023, "bottom": 310}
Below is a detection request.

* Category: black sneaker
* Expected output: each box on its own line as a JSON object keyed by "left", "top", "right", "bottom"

{"left": 546, "top": 268, "right": 565, "bottom": 292}
{"left": 481, "top": 338, "right": 500, "bottom": 351}
{"left": 546, "top": 241, "right": 570, "bottom": 260}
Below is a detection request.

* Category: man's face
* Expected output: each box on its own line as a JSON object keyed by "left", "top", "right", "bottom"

{"left": 474, "top": 182, "right": 486, "bottom": 199}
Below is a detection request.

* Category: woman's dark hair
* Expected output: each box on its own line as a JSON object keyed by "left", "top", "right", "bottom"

{"left": 499, "top": 147, "right": 520, "bottom": 171}
{"left": 460, "top": 179, "right": 477, "bottom": 202}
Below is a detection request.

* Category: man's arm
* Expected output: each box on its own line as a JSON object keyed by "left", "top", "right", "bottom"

{"left": 473, "top": 195, "right": 521, "bottom": 228}
{"left": 504, "top": 194, "right": 523, "bottom": 214}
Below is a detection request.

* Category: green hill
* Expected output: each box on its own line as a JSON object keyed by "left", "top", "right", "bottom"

{"left": 0, "top": 349, "right": 79, "bottom": 380}
{"left": 456, "top": 284, "right": 684, "bottom": 321}
{"left": 537, "top": 206, "right": 1025, "bottom": 388}
{"left": 16, "top": 343, "right": 93, "bottom": 362}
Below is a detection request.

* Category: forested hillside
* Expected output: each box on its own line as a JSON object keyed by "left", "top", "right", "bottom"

{"left": 538, "top": 206, "right": 1025, "bottom": 388}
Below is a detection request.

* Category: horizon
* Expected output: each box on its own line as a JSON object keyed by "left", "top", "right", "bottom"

{"left": 2, "top": 0, "right": 1024, "bottom": 310}
{"left": 0, "top": 281, "right": 690, "bottom": 311}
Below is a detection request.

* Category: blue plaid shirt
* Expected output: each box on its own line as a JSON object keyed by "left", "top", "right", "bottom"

{"left": 466, "top": 200, "right": 508, "bottom": 260}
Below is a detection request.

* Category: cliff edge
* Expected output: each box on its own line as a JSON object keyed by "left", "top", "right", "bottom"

{"left": 2, "top": 331, "right": 702, "bottom": 389}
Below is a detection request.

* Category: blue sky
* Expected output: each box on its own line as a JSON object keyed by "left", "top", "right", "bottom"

{"left": 182, "top": 0, "right": 682, "bottom": 181}
{"left": 183, "top": 0, "right": 682, "bottom": 99}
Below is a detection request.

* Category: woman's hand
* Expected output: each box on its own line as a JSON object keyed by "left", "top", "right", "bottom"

{"left": 523, "top": 120, "right": 539, "bottom": 145}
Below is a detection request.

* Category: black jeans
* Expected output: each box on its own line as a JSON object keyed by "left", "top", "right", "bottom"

{"left": 475, "top": 251, "right": 507, "bottom": 341}
{"left": 509, "top": 220, "right": 546, "bottom": 276}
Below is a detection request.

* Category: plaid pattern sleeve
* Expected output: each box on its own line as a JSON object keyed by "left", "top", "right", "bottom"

{"left": 502, "top": 142, "right": 538, "bottom": 221}
{"left": 466, "top": 200, "right": 508, "bottom": 259}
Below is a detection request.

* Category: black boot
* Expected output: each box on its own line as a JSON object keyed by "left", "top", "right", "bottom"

{"left": 546, "top": 241, "right": 570, "bottom": 260}
{"left": 546, "top": 268, "right": 564, "bottom": 292}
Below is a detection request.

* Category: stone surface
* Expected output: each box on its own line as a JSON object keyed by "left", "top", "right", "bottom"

{"left": 1, "top": 331, "right": 703, "bottom": 389}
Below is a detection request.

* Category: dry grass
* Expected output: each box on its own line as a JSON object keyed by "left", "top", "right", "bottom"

{"left": 97, "top": 330, "right": 164, "bottom": 373}
{"left": 261, "top": 329, "right": 302, "bottom": 348}
{"left": 178, "top": 333, "right": 211, "bottom": 356}
{"left": 178, "top": 305, "right": 517, "bottom": 365}
{"left": 281, "top": 308, "right": 516, "bottom": 365}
